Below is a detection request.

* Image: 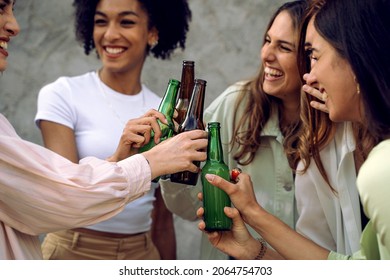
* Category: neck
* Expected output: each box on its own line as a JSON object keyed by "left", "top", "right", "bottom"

{"left": 98, "top": 68, "right": 142, "bottom": 95}
{"left": 279, "top": 99, "right": 300, "bottom": 129}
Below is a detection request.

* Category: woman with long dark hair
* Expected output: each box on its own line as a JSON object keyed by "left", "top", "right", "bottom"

{"left": 199, "top": 0, "right": 390, "bottom": 260}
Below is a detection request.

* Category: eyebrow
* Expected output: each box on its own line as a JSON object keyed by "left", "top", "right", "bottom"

{"left": 95, "top": 10, "right": 139, "bottom": 17}
{"left": 304, "top": 42, "right": 319, "bottom": 52}
{"left": 265, "top": 34, "right": 296, "bottom": 49}
{"left": 304, "top": 42, "right": 313, "bottom": 51}
{"left": 279, "top": 40, "right": 295, "bottom": 48}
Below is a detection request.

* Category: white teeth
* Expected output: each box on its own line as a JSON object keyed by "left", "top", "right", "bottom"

{"left": 105, "top": 47, "right": 125, "bottom": 54}
{"left": 0, "top": 41, "right": 8, "bottom": 50}
{"left": 265, "top": 67, "right": 283, "bottom": 77}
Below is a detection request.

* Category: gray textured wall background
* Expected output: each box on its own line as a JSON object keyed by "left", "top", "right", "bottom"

{"left": 1, "top": 0, "right": 286, "bottom": 259}
{"left": 2, "top": 0, "right": 286, "bottom": 143}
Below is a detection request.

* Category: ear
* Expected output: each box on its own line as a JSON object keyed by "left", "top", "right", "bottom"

{"left": 148, "top": 27, "right": 159, "bottom": 47}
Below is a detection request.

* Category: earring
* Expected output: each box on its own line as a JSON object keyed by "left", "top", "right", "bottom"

{"left": 149, "top": 40, "right": 158, "bottom": 49}
{"left": 354, "top": 76, "right": 360, "bottom": 95}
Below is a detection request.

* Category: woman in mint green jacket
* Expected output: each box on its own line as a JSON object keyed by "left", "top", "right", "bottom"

{"left": 161, "top": 0, "right": 308, "bottom": 260}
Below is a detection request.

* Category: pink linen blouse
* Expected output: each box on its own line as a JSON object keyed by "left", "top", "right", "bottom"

{"left": 0, "top": 114, "right": 151, "bottom": 259}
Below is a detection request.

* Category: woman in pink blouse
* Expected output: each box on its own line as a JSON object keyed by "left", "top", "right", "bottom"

{"left": 0, "top": 0, "right": 207, "bottom": 260}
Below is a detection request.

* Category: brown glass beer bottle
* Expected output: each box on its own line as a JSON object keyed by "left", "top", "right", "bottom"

{"left": 175, "top": 60, "right": 195, "bottom": 127}
{"left": 170, "top": 79, "right": 206, "bottom": 185}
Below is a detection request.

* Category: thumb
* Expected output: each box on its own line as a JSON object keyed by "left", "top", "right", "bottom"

{"left": 224, "top": 207, "right": 246, "bottom": 227}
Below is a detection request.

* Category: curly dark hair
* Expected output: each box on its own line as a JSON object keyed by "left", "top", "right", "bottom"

{"left": 72, "top": 0, "right": 192, "bottom": 59}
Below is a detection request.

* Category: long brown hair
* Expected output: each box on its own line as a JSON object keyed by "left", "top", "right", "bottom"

{"left": 231, "top": 0, "right": 308, "bottom": 168}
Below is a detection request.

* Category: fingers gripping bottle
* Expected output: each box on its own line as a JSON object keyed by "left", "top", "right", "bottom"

{"left": 139, "top": 79, "right": 180, "bottom": 153}
{"left": 139, "top": 79, "right": 180, "bottom": 182}
{"left": 201, "top": 122, "right": 232, "bottom": 231}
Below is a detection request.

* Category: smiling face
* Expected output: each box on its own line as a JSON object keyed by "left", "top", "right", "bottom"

{"left": 261, "top": 11, "right": 301, "bottom": 103}
{"left": 93, "top": 0, "right": 158, "bottom": 76}
{"left": 0, "top": 0, "right": 20, "bottom": 71}
{"left": 305, "top": 18, "right": 363, "bottom": 122}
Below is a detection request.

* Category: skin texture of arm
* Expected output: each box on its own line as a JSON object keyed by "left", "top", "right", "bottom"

{"left": 40, "top": 120, "right": 79, "bottom": 163}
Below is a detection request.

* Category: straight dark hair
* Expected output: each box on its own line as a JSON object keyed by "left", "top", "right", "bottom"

{"left": 314, "top": 0, "right": 390, "bottom": 140}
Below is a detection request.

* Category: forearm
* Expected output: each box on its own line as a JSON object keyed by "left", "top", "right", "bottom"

{"left": 0, "top": 136, "right": 151, "bottom": 235}
{"left": 244, "top": 206, "right": 330, "bottom": 260}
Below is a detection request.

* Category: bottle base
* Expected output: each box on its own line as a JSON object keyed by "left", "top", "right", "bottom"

{"left": 204, "top": 226, "right": 231, "bottom": 232}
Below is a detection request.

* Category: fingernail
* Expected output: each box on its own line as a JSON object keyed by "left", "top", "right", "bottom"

{"left": 302, "top": 85, "right": 309, "bottom": 91}
{"left": 205, "top": 174, "right": 215, "bottom": 181}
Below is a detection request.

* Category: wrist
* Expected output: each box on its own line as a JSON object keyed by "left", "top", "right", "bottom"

{"left": 106, "top": 155, "right": 118, "bottom": 162}
{"left": 142, "top": 150, "right": 161, "bottom": 180}
{"left": 243, "top": 203, "right": 266, "bottom": 226}
{"left": 253, "top": 238, "right": 268, "bottom": 260}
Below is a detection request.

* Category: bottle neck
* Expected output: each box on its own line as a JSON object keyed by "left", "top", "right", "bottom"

{"left": 159, "top": 79, "right": 180, "bottom": 119}
{"left": 178, "top": 62, "right": 195, "bottom": 100}
{"left": 207, "top": 124, "right": 224, "bottom": 162}
{"left": 185, "top": 79, "right": 205, "bottom": 123}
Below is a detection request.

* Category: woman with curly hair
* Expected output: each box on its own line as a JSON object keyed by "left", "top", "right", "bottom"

{"left": 35, "top": 0, "right": 191, "bottom": 260}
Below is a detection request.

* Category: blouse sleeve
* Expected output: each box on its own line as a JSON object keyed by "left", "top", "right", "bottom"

{"left": 329, "top": 140, "right": 390, "bottom": 260}
{"left": 356, "top": 140, "right": 390, "bottom": 257}
{"left": 0, "top": 115, "right": 151, "bottom": 235}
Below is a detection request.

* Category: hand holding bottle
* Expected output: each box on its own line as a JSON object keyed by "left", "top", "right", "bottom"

{"left": 142, "top": 129, "right": 208, "bottom": 180}
{"left": 139, "top": 79, "right": 180, "bottom": 153}
{"left": 106, "top": 109, "right": 167, "bottom": 162}
{"left": 202, "top": 172, "right": 263, "bottom": 226}
{"left": 197, "top": 197, "right": 260, "bottom": 260}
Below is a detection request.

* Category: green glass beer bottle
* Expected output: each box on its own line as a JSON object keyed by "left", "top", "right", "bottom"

{"left": 175, "top": 60, "right": 195, "bottom": 126}
{"left": 139, "top": 79, "right": 180, "bottom": 182}
{"left": 170, "top": 79, "right": 206, "bottom": 185}
{"left": 139, "top": 78, "right": 180, "bottom": 153}
{"left": 201, "top": 122, "right": 232, "bottom": 231}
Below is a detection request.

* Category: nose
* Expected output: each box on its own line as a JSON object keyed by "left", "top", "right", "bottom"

{"left": 261, "top": 43, "right": 276, "bottom": 62}
{"left": 104, "top": 22, "right": 120, "bottom": 41}
{"left": 5, "top": 11, "right": 20, "bottom": 37}
{"left": 304, "top": 72, "right": 319, "bottom": 88}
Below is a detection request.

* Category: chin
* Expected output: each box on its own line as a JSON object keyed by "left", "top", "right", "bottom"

{"left": 328, "top": 112, "right": 345, "bottom": 123}
{"left": 0, "top": 61, "right": 7, "bottom": 72}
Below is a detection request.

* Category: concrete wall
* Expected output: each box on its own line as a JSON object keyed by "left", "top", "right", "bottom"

{"left": 2, "top": 0, "right": 286, "bottom": 143}
{"left": 1, "top": 0, "right": 286, "bottom": 259}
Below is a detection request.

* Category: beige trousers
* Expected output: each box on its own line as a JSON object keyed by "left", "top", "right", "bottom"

{"left": 41, "top": 229, "right": 160, "bottom": 260}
